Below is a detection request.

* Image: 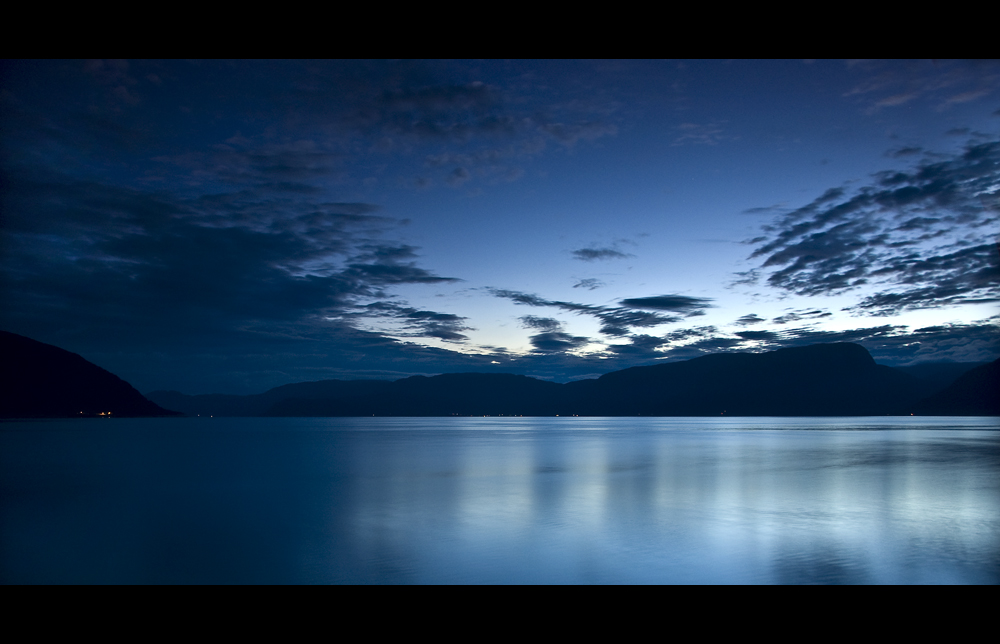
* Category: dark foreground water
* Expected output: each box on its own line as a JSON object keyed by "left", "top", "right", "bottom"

{"left": 2, "top": 417, "right": 998, "bottom": 584}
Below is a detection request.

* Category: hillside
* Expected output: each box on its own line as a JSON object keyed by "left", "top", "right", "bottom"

{"left": 1, "top": 331, "right": 179, "bottom": 418}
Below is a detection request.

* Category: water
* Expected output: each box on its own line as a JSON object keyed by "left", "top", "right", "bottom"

{"left": 2, "top": 416, "right": 998, "bottom": 584}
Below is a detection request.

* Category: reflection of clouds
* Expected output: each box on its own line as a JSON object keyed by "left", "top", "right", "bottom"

{"left": 332, "top": 418, "right": 1000, "bottom": 583}
{"left": 456, "top": 435, "right": 536, "bottom": 537}
{"left": 558, "top": 440, "right": 611, "bottom": 531}
{"left": 25, "top": 416, "right": 993, "bottom": 583}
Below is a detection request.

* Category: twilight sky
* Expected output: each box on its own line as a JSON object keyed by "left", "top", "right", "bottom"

{"left": 2, "top": 59, "right": 998, "bottom": 394}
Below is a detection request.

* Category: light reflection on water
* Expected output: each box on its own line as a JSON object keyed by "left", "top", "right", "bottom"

{"left": 2, "top": 417, "right": 998, "bottom": 584}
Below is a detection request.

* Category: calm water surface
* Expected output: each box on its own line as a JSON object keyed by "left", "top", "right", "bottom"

{"left": 2, "top": 417, "right": 998, "bottom": 584}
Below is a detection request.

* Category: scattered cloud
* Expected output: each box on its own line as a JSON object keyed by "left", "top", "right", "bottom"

{"left": 743, "top": 204, "right": 787, "bottom": 215}
{"left": 772, "top": 309, "right": 833, "bottom": 325}
{"left": 619, "top": 295, "right": 713, "bottom": 314}
{"left": 672, "top": 121, "right": 733, "bottom": 146}
{"left": 734, "top": 314, "right": 765, "bottom": 326}
{"left": 489, "top": 288, "right": 681, "bottom": 339}
{"left": 358, "top": 302, "right": 472, "bottom": 342}
{"left": 745, "top": 138, "right": 1000, "bottom": 315}
{"left": 3, "top": 60, "right": 996, "bottom": 393}
{"left": 514, "top": 316, "right": 589, "bottom": 353}
{"left": 604, "top": 334, "right": 669, "bottom": 358}
{"left": 528, "top": 331, "right": 590, "bottom": 353}
{"left": 609, "top": 318, "right": 1000, "bottom": 367}
{"left": 887, "top": 146, "right": 923, "bottom": 158}
{"left": 756, "top": 319, "right": 1000, "bottom": 366}
{"left": 843, "top": 60, "right": 1000, "bottom": 113}
{"left": 573, "top": 278, "right": 605, "bottom": 290}
{"left": 735, "top": 330, "right": 780, "bottom": 341}
{"left": 0, "top": 166, "right": 466, "bottom": 382}
{"left": 519, "top": 316, "right": 562, "bottom": 331}
{"left": 571, "top": 246, "right": 633, "bottom": 261}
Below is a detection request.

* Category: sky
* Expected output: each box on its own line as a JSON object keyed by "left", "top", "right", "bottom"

{"left": 1, "top": 59, "right": 998, "bottom": 395}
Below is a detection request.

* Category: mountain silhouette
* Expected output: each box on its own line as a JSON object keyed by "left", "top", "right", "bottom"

{"left": 265, "top": 373, "right": 565, "bottom": 417}
{"left": 562, "top": 343, "right": 924, "bottom": 416}
{"left": 10, "top": 329, "right": 986, "bottom": 419}
{"left": 147, "top": 343, "right": 995, "bottom": 417}
{"left": 895, "top": 361, "right": 989, "bottom": 394}
{"left": 149, "top": 379, "right": 391, "bottom": 417}
{"left": 1, "top": 331, "right": 179, "bottom": 418}
{"left": 913, "top": 358, "right": 1000, "bottom": 415}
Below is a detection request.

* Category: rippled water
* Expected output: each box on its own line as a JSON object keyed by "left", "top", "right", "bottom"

{"left": 2, "top": 416, "right": 998, "bottom": 584}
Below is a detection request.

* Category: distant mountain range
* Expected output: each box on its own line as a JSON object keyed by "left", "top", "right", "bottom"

{"left": 913, "top": 360, "right": 1000, "bottom": 415}
{"left": 3, "top": 330, "right": 996, "bottom": 419}
{"left": 0, "top": 331, "right": 179, "bottom": 418}
{"left": 149, "top": 342, "right": 997, "bottom": 418}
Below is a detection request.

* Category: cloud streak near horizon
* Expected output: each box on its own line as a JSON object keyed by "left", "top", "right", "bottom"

{"left": 488, "top": 288, "right": 702, "bottom": 338}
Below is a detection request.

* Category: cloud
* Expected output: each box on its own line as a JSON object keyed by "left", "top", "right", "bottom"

{"left": 573, "top": 278, "right": 605, "bottom": 290}
{"left": 729, "top": 269, "right": 760, "bottom": 288}
{"left": 571, "top": 247, "right": 633, "bottom": 261}
{"left": 743, "top": 204, "right": 787, "bottom": 215}
{"left": 488, "top": 289, "right": 553, "bottom": 308}
{"left": 528, "top": 331, "right": 590, "bottom": 353}
{"left": 517, "top": 314, "right": 592, "bottom": 354}
{"left": 876, "top": 92, "right": 918, "bottom": 108}
{"left": 660, "top": 326, "right": 720, "bottom": 343}
{"left": 772, "top": 309, "right": 832, "bottom": 325}
{"left": 604, "top": 334, "right": 670, "bottom": 359}
{"left": 672, "top": 121, "right": 732, "bottom": 146}
{"left": 0, "top": 167, "right": 467, "bottom": 388}
{"left": 942, "top": 90, "right": 992, "bottom": 108}
{"left": 4, "top": 60, "right": 620, "bottom": 202}
{"left": 357, "top": 302, "right": 472, "bottom": 342}
{"left": 342, "top": 261, "right": 457, "bottom": 287}
{"left": 665, "top": 318, "right": 999, "bottom": 366}
{"left": 489, "top": 288, "right": 681, "bottom": 337}
{"left": 735, "top": 314, "right": 765, "bottom": 326}
{"left": 5, "top": 61, "right": 994, "bottom": 393}
{"left": 519, "top": 316, "right": 563, "bottom": 331}
{"left": 854, "top": 243, "right": 1000, "bottom": 315}
{"left": 156, "top": 138, "right": 343, "bottom": 190}
{"left": 765, "top": 319, "right": 1000, "bottom": 366}
{"left": 745, "top": 138, "right": 1000, "bottom": 314}
{"left": 843, "top": 60, "right": 1000, "bottom": 113}
{"left": 597, "top": 309, "right": 679, "bottom": 337}
{"left": 619, "top": 295, "right": 713, "bottom": 314}
{"left": 735, "top": 330, "right": 780, "bottom": 341}
{"left": 594, "top": 317, "right": 1000, "bottom": 369}
{"left": 887, "top": 146, "right": 923, "bottom": 158}
{"left": 347, "top": 79, "right": 515, "bottom": 144}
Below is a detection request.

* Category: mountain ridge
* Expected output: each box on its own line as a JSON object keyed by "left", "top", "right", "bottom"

{"left": 4, "top": 329, "right": 993, "bottom": 419}
{"left": 147, "top": 343, "right": 995, "bottom": 417}
{"left": 914, "top": 360, "right": 1000, "bottom": 415}
{"left": 0, "top": 331, "right": 179, "bottom": 418}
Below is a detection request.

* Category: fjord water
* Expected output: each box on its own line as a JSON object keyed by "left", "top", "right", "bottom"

{"left": 2, "top": 417, "right": 998, "bottom": 584}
